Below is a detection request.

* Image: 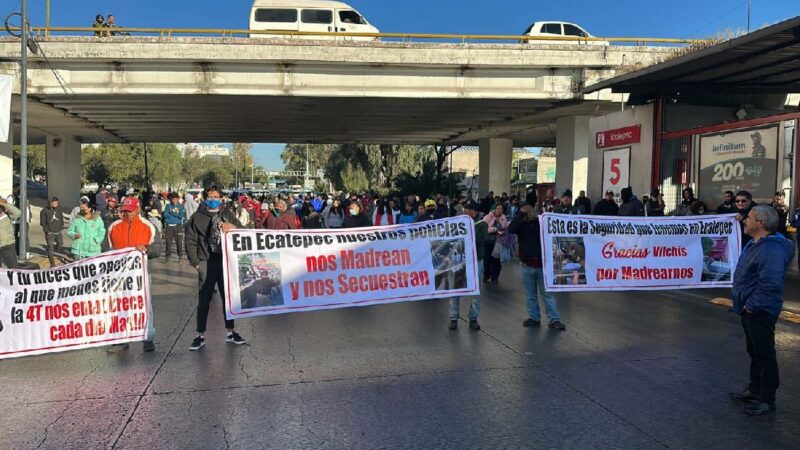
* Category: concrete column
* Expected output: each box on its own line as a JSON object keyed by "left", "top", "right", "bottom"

{"left": 478, "top": 138, "right": 513, "bottom": 197}
{"left": 46, "top": 135, "right": 82, "bottom": 209}
{"left": 0, "top": 115, "right": 12, "bottom": 199}
{"left": 555, "top": 116, "right": 590, "bottom": 197}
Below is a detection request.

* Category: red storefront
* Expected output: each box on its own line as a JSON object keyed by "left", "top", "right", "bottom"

{"left": 586, "top": 16, "right": 800, "bottom": 213}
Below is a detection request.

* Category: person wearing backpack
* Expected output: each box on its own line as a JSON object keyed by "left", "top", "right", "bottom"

{"left": 185, "top": 186, "right": 246, "bottom": 351}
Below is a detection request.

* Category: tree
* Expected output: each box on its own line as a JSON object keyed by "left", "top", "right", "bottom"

{"left": 281, "top": 144, "right": 337, "bottom": 185}
{"left": 148, "top": 144, "right": 183, "bottom": 189}
{"left": 433, "top": 145, "right": 461, "bottom": 189}
{"left": 181, "top": 149, "right": 206, "bottom": 187}
{"left": 394, "top": 152, "right": 463, "bottom": 199}
{"left": 12, "top": 144, "right": 47, "bottom": 180}
{"left": 82, "top": 144, "right": 143, "bottom": 187}
{"left": 231, "top": 143, "right": 254, "bottom": 188}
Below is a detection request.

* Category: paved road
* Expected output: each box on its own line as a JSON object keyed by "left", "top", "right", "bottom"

{"left": 1, "top": 255, "right": 799, "bottom": 450}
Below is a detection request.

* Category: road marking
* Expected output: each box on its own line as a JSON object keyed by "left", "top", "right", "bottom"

{"left": 709, "top": 297, "right": 800, "bottom": 324}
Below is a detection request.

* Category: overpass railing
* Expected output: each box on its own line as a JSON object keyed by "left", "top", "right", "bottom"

{"left": 23, "top": 26, "right": 704, "bottom": 46}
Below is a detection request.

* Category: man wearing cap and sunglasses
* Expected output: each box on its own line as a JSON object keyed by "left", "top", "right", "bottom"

{"left": 734, "top": 191, "right": 758, "bottom": 247}
{"left": 107, "top": 197, "right": 157, "bottom": 352}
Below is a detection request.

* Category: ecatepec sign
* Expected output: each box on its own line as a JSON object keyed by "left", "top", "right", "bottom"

{"left": 596, "top": 125, "right": 641, "bottom": 149}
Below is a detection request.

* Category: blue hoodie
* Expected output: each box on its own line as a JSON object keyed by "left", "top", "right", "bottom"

{"left": 163, "top": 203, "right": 186, "bottom": 226}
{"left": 732, "top": 233, "right": 795, "bottom": 317}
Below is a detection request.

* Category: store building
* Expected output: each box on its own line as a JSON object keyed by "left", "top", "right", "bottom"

{"left": 582, "top": 16, "right": 800, "bottom": 213}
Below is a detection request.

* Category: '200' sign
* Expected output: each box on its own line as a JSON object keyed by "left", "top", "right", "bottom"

{"left": 711, "top": 162, "right": 744, "bottom": 182}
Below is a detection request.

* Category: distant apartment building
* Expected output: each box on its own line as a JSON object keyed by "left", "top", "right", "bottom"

{"left": 176, "top": 143, "right": 230, "bottom": 161}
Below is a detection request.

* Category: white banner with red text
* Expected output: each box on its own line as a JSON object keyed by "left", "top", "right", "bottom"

{"left": 0, "top": 249, "right": 150, "bottom": 359}
{"left": 223, "top": 216, "right": 479, "bottom": 318}
{"left": 540, "top": 213, "right": 741, "bottom": 292}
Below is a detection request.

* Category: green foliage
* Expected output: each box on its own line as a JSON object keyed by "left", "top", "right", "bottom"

{"left": 395, "top": 154, "right": 463, "bottom": 199}
{"left": 12, "top": 145, "right": 47, "bottom": 179}
{"left": 79, "top": 143, "right": 263, "bottom": 190}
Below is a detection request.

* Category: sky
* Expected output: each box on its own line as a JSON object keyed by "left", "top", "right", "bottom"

{"left": 10, "top": 0, "right": 798, "bottom": 170}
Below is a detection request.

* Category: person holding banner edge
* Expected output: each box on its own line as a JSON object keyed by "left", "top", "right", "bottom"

{"left": 185, "top": 186, "right": 246, "bottom": 351}
{"left": 729, "top": 205, "right": 795, "bottom": 416}
{"left": 448, "top": 200, "right": 488, "bottom": 331}
{"left": 107, "top": 197, "right": 157, "bottom": 353}
{"left": 509, "top": 204, "right": 566, "bottom": 331}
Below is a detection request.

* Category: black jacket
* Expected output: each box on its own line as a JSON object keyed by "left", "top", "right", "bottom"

{"left": 416, "top": 210, "right": 444, "bottom": 222}
{"left": 574, "top": 197, "right": 592, "bottom": 214}
{"left": 618, "top": 198, "right": 645, "bottom": 216}
{"left": 302, "top": 212, "right": 325, "bottom": 229}
{"left": 185, "top": 203, "right": 241, "bottom": 266}
{"left": 40, "top": 206, "right": 64, "bottom": 233}
{"left": 342, "top": 212, "right": 372, "bottom": 228}
{"left": 508, "top": 216, "right": 542, "bottom": 264}
{"left": 592, "top": 199, "right": 619, "bottom": 216}
{"left": 716, "top": 201, "right": 736, "bottom": 214}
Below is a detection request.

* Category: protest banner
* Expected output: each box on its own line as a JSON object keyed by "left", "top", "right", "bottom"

{"left": 223, "top": 216, "right": 479, "bottom": 318}
{"left": 540, "top": 213, "right": 741, "bottom": 292}
{"left": 0, "top": 249, "right": 150, "bottom": 359}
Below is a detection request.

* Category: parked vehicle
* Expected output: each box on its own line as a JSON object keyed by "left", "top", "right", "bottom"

{"left": 249, "top": 0, "right": 379, "bottom": 40}
{"left": 521, "top": 21, "right": 608, "bottom": 45}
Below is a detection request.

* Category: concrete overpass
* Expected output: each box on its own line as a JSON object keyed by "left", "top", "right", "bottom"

{"left": 0, "top": 35, "right": 672, "bottom": 204}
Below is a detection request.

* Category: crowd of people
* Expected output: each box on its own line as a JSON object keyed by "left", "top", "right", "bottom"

{"left": 0, "top": 181, "right": 796, "bottom": 414}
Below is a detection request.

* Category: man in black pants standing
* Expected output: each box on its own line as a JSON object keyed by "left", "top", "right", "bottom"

{"left": 185, "top": 186, "right": 246, "bottom": 351}
{"left": 729, "top": 205, "right": 795, "bottom": 415}
{"left": 40, "top": 197, "right": 64, "bottom": 266}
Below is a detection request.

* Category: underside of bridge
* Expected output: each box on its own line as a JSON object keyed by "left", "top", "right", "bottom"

{"left": 10, "top": 94, "right": 621, "bottom": 147}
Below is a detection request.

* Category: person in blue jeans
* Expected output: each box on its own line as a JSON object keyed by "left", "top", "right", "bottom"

{"left": 449, "top": 200, "right": 488, "bottom": 331}
{"left": 509, "top": 204, "right": 566, "bottom": 331}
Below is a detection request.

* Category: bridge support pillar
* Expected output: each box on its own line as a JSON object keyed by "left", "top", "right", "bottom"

{"left": 46, "top": 135, "right": 82, "bottom": 209}
{"left": 556, "top": 116, "right": 591, "bottom": 198}
{"left": 0, "top": 115, "right": 12, "bottom": 199}
{"left": 478, "top": 138, "right": 513, "bottom": 197}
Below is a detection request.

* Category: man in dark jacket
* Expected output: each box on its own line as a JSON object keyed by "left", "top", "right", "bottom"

{"left": 573, "top": 191, "right": 592, "bottom": 214}
{"left": 554, "top": 190, "right": 580, "bottom": 214}
{"left": 509, "top": 205, "right": 566, "bottom": 331}
{"left": 185, "top": 186, "right": 246, "bottom": 351}
{"left": 735, "top": 191, "right": 758, "bottom": 247}
{"left": 417, "top": 199, "right": 444, "bottom": 222}
{"left": 593, "top": 191, "right": 619, "bottom": 216}
{"left": 716, "top": 191, "right": 736, "bottom": 214}
{"left": 618, "top": 187, "right": 644, "bottom": 216}
{"left": 448, "top": 200, "right": 488, "bottom": 331}
{"left": 342, "top": 201, "right": 372, "bottom": 228}
{"left": 99, "top": 196, "right": 119, "bottom": 252}
{"left": 729, "top": 205, "right": 795, "bottom": 416}
{"left": 40, "top": 197, "right": 64, "bottom": 266}
{"left": 480, "top": 191, "right": 494, "bottom": 215}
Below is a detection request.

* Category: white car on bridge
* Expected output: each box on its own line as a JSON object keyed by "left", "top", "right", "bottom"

{"left": 522, "top": 21, "right": 608, "bottom": 45}
{"left": 249, "top": 0, "right": 379, "bottom": 40}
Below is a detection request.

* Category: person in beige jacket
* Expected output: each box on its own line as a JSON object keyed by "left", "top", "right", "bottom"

{"left": 0, "top": 197, "right": 22, "bottom": 268}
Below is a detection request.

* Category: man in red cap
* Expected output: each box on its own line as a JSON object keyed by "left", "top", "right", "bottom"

{"left": 107, "top": 197, "right": 157, "bottom": 352}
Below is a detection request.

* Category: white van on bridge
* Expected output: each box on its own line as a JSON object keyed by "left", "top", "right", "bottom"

{"left": 249, "top": 0, "right": 379, "bottom": 40}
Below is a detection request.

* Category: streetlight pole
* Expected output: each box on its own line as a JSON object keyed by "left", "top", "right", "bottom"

{"left": 747, "top": 0, "right": 751, "bottom": 33}
{"left": 304, "top": 144, "right": 310, "bottom": 189}
{"left": 19, "top": 0, "right": 29, "bottom": 260}
{"left": 45, "top": 0, "right": 50, "bottom": 36}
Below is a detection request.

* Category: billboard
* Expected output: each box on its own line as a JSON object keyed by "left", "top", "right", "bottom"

{"left": 698, "top": 126, "right": 778, "bottom": 205}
